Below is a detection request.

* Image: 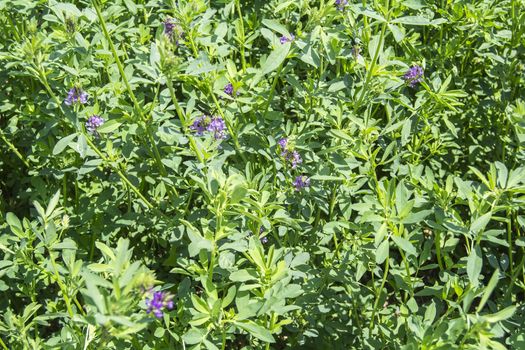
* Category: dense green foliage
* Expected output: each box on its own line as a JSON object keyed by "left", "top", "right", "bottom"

{"left": 1, "top": 0, "right": 525, "bottom": 348}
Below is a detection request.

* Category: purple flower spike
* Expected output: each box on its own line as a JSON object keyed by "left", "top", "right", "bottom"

{"left": 278, "top": 138, "right": 288, "bottom": 152}
{"left": 224, "top": 83, "right": 234, "bottom": 97}
{"left": 190, "top": 115, "right": 207, "bottom": 136}
{"left": 207, "top": 117, "right": 227, "bottom": 140}
{"left": 335, "top": 0, "right": 348, "bottom": 10}
{"left": 145, "top": 291, "right": 173, "bottom": 319}
{"left": 85, "top": 115, "right": 104, "bottom": 135}
{"left": 293, "top": 175, "right": 310, "bottom": 191}
{"left": 290, "top": 150, "right": 302, "bottom": 169}
{"left": 280, "top": 34, "right": 295, "bottom": 45}
{"left": 65, "top": 87, "right": 88, "bottom": 106}
{"left": 164, "top": 17, "right": 184, "bottom": 44}
{"left": 403, "top": 65, "right": 424, "bottom": 87}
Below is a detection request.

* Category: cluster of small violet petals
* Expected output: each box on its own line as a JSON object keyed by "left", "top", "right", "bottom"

{"left": 278, "top": 137, "right": 288, "bottom": 153}
{"left": 207, "top": 117, "right": 227, "bottom": 140}
{"left": 65, "top": 87, "right": 88, "bottom": 106}
{"left": 224, "top": 83, "right": 235, "bottom": 97}
{"left": 290, "top": 150, "right": 302, "bottom": 169}
{"left": 278, "top": 138, "right": 302, "bottom": 168}
{"left": 190, "top": 116, "right": 228, "bottom": 140}
{"left": 189, "top": 115, "right": 207, "bottom": 136}
{"left": 85, "top": 115, "right": 104, "bottom": 135}
{"left": 145, "top": 291, "right": 174, "bottom": 318}
{"left": 403, "top": 65, "right": 424, "bottom": 87}
{"left": 279, "top": 33, "right": 295, "bottom": 45}
{"left": 293, "top": 175, "right": 311, "bottom": 191}
{"left": 164, "top": 18, "right": 184, "bottom": 44}
{"left": 335, "top": 0, "right": 348, "bottom": 10}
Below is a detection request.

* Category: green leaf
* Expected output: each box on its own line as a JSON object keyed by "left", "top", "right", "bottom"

{"left": 45, "top": 190, "right": 61, "bottom": 217}
{"left": 391, "top": 16, "right": 431, "bottom": 25}
{"left": 53, "top": 133, "right": 78, "bottom": 155}
{"left": 376, "top": 240, "right": 389, "bottom": 264}
{"left": 261, "top": 44, "right": 289, "bottom": 75}
{"left": 471, "top": 212, "right": 492, "bottom": 235}
{"left": 230, "top": 269, "right": 258, "bottom": 282}
{"left": 97, "top": 120, "right": 121, "bottom": 134}
{"left": 484, "top": 305, "right": 516, "bottom": 323}
{"left": 391, "top": 235, "right": 417, "bottom": 256}
{"left": 467, "top": 245, "right": 482, "bottom": 286}
{"left": 262, "top": 19, "right": 289, "bottom": 36}
{"left": 477, "top": 269, "right": 500, "bottom": 312}
{"left": 234, "top": 320, "right": 275, "bottom": 343}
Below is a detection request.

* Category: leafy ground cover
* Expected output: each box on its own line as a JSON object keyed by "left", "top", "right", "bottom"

{"left": 1, "top": 0, "right": 525, "bottom": 349}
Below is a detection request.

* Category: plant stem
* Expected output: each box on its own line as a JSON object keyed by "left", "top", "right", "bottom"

{"left": 435, "top": 230, "right": 444, "bottom": 271}
{"left": 235, "top": 0, "right": 247, "bottom": 73}
{"left": 370, "top": 256, "right": 389, "bottom": 330}
{"left": 0, "top": 129, "right": 30, "bottom": 167}
{"left": 84, "top": 136, "right": 155, "bottom": 210}
{"left": 0, "top": 336, "right": 8, "bottom": 350}
{"left": 355, "top": 0, "right": 390, "bottom": 111}
{"left": 49, "top": 252, "right": 74, "bottom": 317}
{"left": 92, "top": 0, "right": 170, "bottom": 183}
{"left": 263, "top": 62, "right": 285, "bottom": 118}
{"left": 165, "top": 78, "right": 205, "bottom": 164}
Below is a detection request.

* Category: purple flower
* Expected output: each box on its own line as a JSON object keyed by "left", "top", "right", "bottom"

{"left": 224, "top": 83, "right": 234, "bottom": 97}
{"left": 207, "top": 117, "right": 227, "bottom": 140}
{"left": 260, "top": 236, "right": 268, "bottom": 244}
{"left": 85, "top": 115, "right": 104, "bottom": 135}
{"left": 190, "top": 115, "right": 207, "bottom": 136}
{"left": 145, "top": 291, "right": 173, "bottom": 318}
{"left": 280, "top": 34, "right": 295, "bottom": 45}
{"left": 290, "top": 150, "right": 302, "bottom": 169}
{"left": 335, "top": 0, "right": 348, "bottom": 10}
{"left": 65, "top": 87, "right": 88, "bottom": 106}
{"left": 403, "top": 65, "right": 424, "bottom": 87}
{"left": 278, "top": 138, "right": 288, "bottom": 152}
{"left": 164, "top": 18, "right": 183, "bottom": 44}
{"left": 293, "top": 175, "right": 310, "bottom": 191}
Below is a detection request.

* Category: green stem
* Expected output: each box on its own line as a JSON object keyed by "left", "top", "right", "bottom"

{"left": 0, "top": 129, "right": 30, "bottom": 167}
{"left": 370, "top": 256, "right": 389, "bottom": 330}
{"left": 435, "top": 230, "right": 444, "bottom": 271}
{"left": 507, "top": 210, "right": 514, "bottom": 278}
{"left": 49, "top": 252, "right": 74, "bottom": 317}
{"left": 92, "top": 0, "right": 170, "bottom": 181}
{"left": 165, "top": 79, "right": 205, "bottom": 164}
{"left": 235, "top": 0, "right": 247, "bottom": 73}
{"left": 0, "top": 336, "right": 8, "bottom": 350}
{"left": 207, "top": 86, "right": 247, "bottom": 162}
{"left": 262, "top": 62, "right": 285, "bottom": 118}
{"left": 355, "top": 0, "right": 390, "bottom": 111}
{"left": 84, "top": 136, "right": 155, "bottom": 210}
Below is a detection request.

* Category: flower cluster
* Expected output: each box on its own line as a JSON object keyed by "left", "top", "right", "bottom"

{"left": 145, "top": 291, "right": 174, "bottom": 318}
{"left": 190, "top": 115, "right": 228, "bottom": 140}
{"left": 164, "top": 17, "right": 184, "bottom": 44}
{"left": 280, "top": 34, "right": 295, "bottom": 45}
{"left": 403, "top": 65, "right": 424, "bottom": 87}
{"left": 224, "top": 83, "right": 240, "bottom": 97}
{"left": 293, "top": 175, "right": 311, "bottom": 191}
{"left": 278, "top": 137, "right": 302, "bottom": 169}
{"left": 65, "top": 87, "right": 88, "bottom": 106}
{"left": 278, "top": 137, "right": 310, "bottom": 191}
{"left": 335, "top": 0, "right": 349, "bottom": 11}
{"left": 85, "top": 115, "right": 104, "bottom": 135}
